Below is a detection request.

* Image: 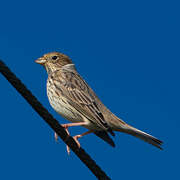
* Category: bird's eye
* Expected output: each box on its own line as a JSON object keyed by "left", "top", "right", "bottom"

{"left": 52, "top": 56, "right": 58, "bottom": 60}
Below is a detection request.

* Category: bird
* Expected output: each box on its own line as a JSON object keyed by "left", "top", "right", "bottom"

{"left": 35, "top": 52, "right": 163, "bottom": 153}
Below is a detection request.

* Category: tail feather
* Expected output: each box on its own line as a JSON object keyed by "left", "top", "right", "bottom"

{"left": 122, "top": 124, "right": 163, "bottom": 149}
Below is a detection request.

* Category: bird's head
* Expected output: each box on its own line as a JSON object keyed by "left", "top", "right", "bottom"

{"left": 35, "top": 52, "right": 72, "bottom": 74}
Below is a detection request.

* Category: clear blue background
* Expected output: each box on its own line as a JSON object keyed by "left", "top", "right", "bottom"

{"left": 0, "top": 0, "right": 179, "bottom": 179}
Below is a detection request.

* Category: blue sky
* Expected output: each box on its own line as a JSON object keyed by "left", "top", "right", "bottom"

{"left": 0, "top": 0, "right": 179, "bottom": 179}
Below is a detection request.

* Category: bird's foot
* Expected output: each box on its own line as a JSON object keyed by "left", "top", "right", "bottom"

{"left": 53, "top": 123, "right": 93, "bottom": 155}
{"left": 67, "top": 134, "right": 81, "bottom": 155}
{"left": 54, "top": 124, "right": 70, "bottom": 142}
{"left": 66, "top": 130, "right": 94, "bottom": 155}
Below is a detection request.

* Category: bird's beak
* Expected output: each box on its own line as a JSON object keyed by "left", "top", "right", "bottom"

{"left": 35, "top": 57, "right": 46, "bottom": 65}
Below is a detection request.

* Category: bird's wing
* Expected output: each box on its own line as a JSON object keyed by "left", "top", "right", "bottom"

{"left": 52, "top": 65, "right": 114, "bottom": 135}
{"left": 94, "top": 131, "right": 115, "bottom": 147}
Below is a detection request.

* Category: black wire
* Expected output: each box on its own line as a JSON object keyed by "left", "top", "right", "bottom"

{"left": 0, "top": 60, "right": 111, "bottom": 180}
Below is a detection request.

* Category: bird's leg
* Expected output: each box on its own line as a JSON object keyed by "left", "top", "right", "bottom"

{"left": 67, "top": 130, "right": 94, "bottom": 155}
{"left": 54, "top": 122, "right": 88, "bottom": 141}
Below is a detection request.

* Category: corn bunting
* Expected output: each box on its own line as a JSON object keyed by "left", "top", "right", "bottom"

{"left": 35, "top": 52, "right": 163, "bottom": 153}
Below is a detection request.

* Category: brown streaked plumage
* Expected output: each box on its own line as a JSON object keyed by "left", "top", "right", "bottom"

{"left": 35, "top": 52, "right": 163, "bottom": 153}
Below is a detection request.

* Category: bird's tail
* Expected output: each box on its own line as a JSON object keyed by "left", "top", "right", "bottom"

{"left": 119, "top": 124, "right": 163, "bottom": 149}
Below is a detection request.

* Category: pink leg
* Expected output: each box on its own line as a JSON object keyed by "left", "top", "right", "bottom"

{"left": 54, "top": 122, "right": 88, "bottom": 141}
{"left": 67, "top": 130, "right": 94, "bottom": 155}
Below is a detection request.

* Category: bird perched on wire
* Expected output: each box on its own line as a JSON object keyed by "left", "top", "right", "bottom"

{"left": 35, "top": 52, "right": 163, "bottom": 154}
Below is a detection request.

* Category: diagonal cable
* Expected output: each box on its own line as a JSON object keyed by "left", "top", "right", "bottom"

{"left": 0, "top": 60, "right": 111, "bottom": 180}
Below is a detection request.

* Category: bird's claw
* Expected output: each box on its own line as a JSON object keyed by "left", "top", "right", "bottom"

{"left": 66, "top": 135, "right": 81, "bottom": 155}
{"left": 54, "top": 124, "right": 70, "bottom": 142}
{"left": 54, "top": 132, "right": 58, "bottom": 142}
